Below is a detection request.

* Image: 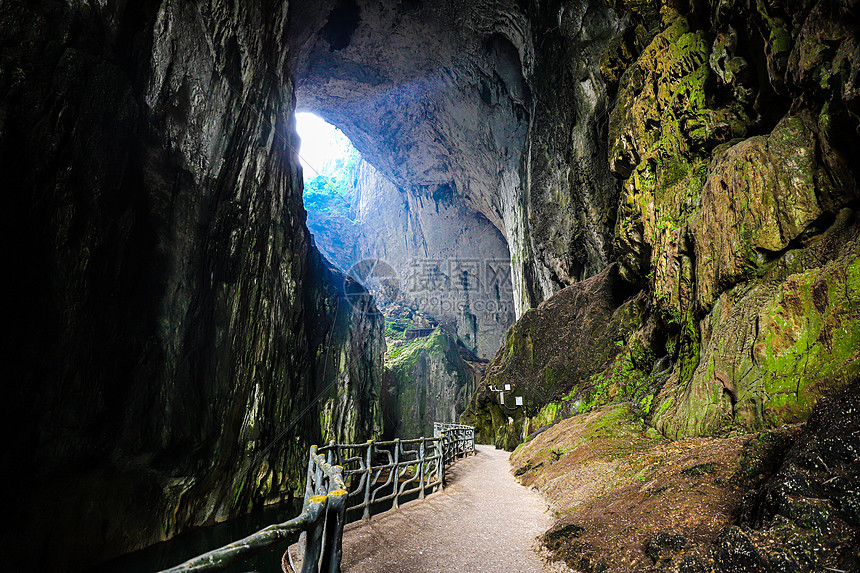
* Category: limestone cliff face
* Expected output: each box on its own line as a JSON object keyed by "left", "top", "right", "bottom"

{"left": 291, "top": 0, "right": 623, "bottom": 316}
{"left": 0, "top": 1, "right": 382, "bottom": 570}
{"left": 382, "top": 328, "right": 480, "bottom": 439}
{"left": 464, "top": 0, "right": 859, "bottom": 448}
{"left": 307, "top": 154, "right": 516, "bottom": 359}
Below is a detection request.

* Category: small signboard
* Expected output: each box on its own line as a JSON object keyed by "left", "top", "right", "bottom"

{"left": 515, "top": 396, "right": 523, "bottom": 406}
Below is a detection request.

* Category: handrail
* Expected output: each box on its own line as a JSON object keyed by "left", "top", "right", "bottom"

{"left": 434, "top": 422, "right": 476, "bottom": 467}
{"left": 158, "top": 424, "right": 475, "bottom": 573}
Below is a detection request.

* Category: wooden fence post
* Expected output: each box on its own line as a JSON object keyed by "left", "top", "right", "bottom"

{"left": 319, "top": 489, "right": 347, "bottom": 573}
{"left": 418, "top": 439, "right": 425, "bottom": 499}
{"left": 436, "top": 435, "right": 445, "bottom": 487}
{"left": 304, "top": 448, "right": 318, "bottom": 504}
{"left": 362, "top": 441, "right": 372, "bottom": 520}
{"left": 302, "top": 496, "right": 328, "bottom": 573}
{"left": 392, "top": 438, "right": 400, "bottom": 509}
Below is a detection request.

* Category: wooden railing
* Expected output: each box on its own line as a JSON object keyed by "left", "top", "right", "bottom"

{"left": 158, "top": 424, "right": 475, "bottom": 573}
{"left": 435, "top": 422, "right": 476, "bottom": 466}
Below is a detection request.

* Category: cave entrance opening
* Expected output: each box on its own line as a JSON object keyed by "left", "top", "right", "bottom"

{"left": 292, "top": 110, "right": 515, "bottom": 363}
{"left": 293, "top": 111, "right": 396, "bottom": 305}
{"left": 295, "top": 112, "right": 361, "bottom": 243}
{"left": 295, "top": 111, "right": 413, "bottom": 322}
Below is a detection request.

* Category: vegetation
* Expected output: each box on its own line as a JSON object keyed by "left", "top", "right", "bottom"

{"left": 302, "top": 175, "right": 354, "bottom": 218}
{"left": 384, "top": 317, "right": 411, "bottom": 340}
{"left": 302, "top": 147, "right": 362, "bottom": 219}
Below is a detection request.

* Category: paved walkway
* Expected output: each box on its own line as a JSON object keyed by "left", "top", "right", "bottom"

{"left": 339, "top": 445, "right": 566, "bottom": 573}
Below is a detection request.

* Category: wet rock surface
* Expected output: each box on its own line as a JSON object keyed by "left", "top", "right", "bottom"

{"left": 714, "top": 378, "right": 860, "bottom": 572}
{"left": 1, "top": 1, "right": 382, "bottom": 569}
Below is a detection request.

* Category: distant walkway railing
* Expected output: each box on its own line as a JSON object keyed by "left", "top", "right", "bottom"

{"left": 159, "top": 423, "right": 475, "bottom": 573}
{"left": 435, "top": 422, "right": 476, "bottom": 465}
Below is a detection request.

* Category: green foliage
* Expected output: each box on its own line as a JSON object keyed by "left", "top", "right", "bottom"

{"left": 386, "top": 339, "right": 419, "bottom": 361}
{"left": 302, "top": 175, "right": 353, "bottom": 218}
{"left": 532, "top": 402, "right": 560, "bottom": 428}
{"left": 302, "top": 149, "right": 361, "bottom": 219}
{"left": 384, "top": 318, "right": 411, "bottom": 340}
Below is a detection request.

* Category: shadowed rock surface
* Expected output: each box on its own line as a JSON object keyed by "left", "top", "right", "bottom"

{"left": 462, "top": 264, "right": 643, "bottom": 448}
{"left": 1, "top": 1, "right": 382, "bottom": 569}
{"left": 709, "top": 378, "right": 860, "bottom": 573}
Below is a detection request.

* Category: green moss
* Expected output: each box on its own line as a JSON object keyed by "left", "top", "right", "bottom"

{"left": 389, "top": 328, "right": 476, "bottom": 439}
{"left": 384, "top": 317, "right": 411, "bottom": 340}
{"left": 757, "top": 257, "right": 860, "bottom": 424}
{"left": 386, "top": 338, "right": 422, "bottom": 360}
{"left": 654, "top": 396, "right": 674, "bottom": 420}
{"left": 677, "top": 310, "right": 700, "bottom": 384}
{"left": 681, "top": 462, "right": 716, "bottom": 477}
{"left": 531, "top": 402, "right": 560, "bottom": 429}
{"left": 586, "top": 404, "right": 633, "bottom": 434}
{"left": 638, "top": 393, "right": 654, "bottom": 416}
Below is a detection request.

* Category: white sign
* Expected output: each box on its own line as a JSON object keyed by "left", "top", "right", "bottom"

{"left": 515, "top": 396, "right": 523, "bottom": 406}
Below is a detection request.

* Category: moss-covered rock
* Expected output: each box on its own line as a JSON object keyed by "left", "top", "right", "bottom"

{"left": 383, "top": 328, "right": 479, "bottom": 439}
{"left": 461, "top": 265, "right": 643, "bottom": 448}
{"left": 652, "top": 209, "right": 860, "bottom": 438}
{"left": 593, "top": 0, "right": 860, "bottom": 442}
{"left": 692, "top": 113, "right": 855, "bottom": 311}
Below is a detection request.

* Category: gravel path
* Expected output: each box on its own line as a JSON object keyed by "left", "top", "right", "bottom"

{"left": 339, "top": 444, "right": 566, "bottom": 573}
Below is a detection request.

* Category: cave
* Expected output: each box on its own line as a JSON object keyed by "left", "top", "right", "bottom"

{"left": 2, "top": 0, "right": 859, "bottom": 571}
{"left": 293, "top": 111, "right": 514, "bottom": 359}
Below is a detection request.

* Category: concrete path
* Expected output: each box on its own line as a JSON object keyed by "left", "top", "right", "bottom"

{"left": 339, "top": 445, "right": 565, "bottom": 573}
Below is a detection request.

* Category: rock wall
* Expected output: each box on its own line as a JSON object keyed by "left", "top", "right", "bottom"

{"left": 290, "top": 0, "right": 623, "bottom": 316}
{"left": 463, "top": 0, "right": 859, "bottom": 446}
{"left": 307, "top": 153, "right": 516, "bottom": 359}
{"left": 461, "top": 264, "right": 643, "bottom": 447}
{"left": 382, "top": 328, "right": 480, "bottom": 439}
{"left": 5, "top": 0, "right": 859, "bottom": 568}
{"left": 0, "top": 1, "right": 383, "bottom": 569}
{"left": 606, "top": 0, "right": 859, "bottom": 439}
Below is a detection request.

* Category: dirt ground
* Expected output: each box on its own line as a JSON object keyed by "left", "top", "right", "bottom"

{"left": 510, "top": 404, "right": 799, "bottom": 572}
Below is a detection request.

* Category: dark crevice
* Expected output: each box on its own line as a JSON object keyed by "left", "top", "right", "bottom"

{"left": 320, "top": 0, "right": 361, "bottom": 52}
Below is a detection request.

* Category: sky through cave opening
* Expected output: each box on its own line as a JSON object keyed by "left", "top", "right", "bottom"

{"left": 293, "top": 112, "right": 398, "bottom": 309}
{"left": 295, "top": 112, "right": 361, "bottom": 226}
